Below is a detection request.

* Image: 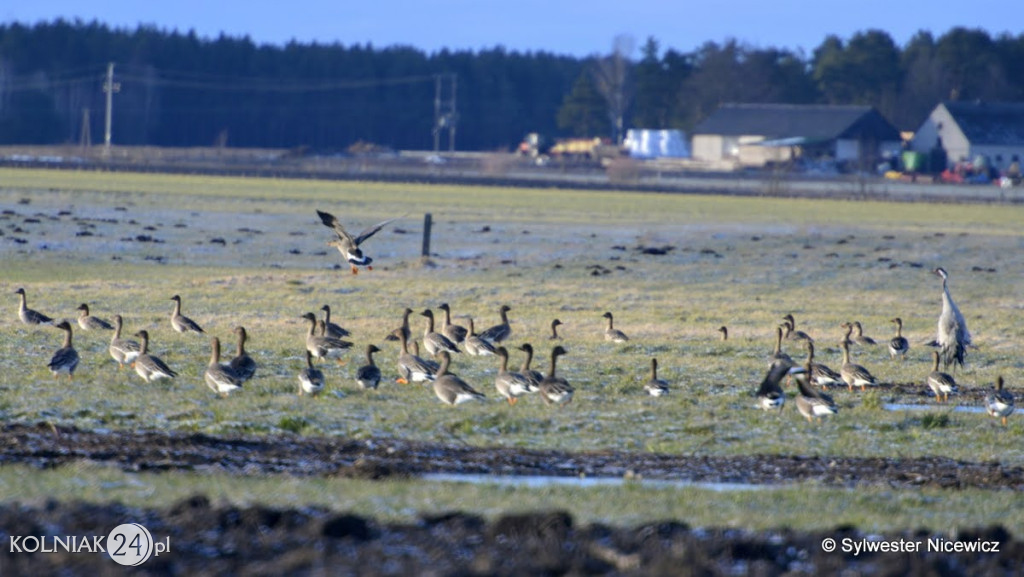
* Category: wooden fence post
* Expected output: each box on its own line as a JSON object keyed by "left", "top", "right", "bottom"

{"left": 421, "top": 213, "right": 432, "bottom": 259}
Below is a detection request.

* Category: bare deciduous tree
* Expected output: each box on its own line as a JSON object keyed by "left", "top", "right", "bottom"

{"left": 591, "top": 35, "right": 635, "bottom": 144}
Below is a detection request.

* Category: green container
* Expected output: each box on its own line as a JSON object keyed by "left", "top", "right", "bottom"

{"left": 902, "top": 151, "right": 925, "bottom": 172}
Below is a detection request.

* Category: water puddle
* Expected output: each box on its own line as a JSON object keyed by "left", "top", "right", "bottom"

{"left": 883, "top": 403, "right": 988, "bottom": 414}
{"left": 420, "top": 473, "right": 770, "bottom": 491}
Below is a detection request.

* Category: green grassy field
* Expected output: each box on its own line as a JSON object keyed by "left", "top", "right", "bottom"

{"left": 2, "top": 167, "right": 1023, "bottom": 531}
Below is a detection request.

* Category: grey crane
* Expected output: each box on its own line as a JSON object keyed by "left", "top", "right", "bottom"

{"left": 933, "top": 267, "right": 971, "bottom": 370}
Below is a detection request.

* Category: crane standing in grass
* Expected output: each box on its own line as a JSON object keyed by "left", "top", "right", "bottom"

{"left": 933, "top": 267, "right": 971, "bottom": 371}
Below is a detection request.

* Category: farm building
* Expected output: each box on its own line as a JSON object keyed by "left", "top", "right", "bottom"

{"left": 910, "top": 101, "right": 1024, "bottom": 173}
{"left": 691, "top": 103, "right": 902, "bottom": 170}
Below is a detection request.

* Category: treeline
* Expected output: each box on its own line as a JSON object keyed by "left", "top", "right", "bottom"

{"left": 1, "top": 20, "right": 1022, "bottom": 151}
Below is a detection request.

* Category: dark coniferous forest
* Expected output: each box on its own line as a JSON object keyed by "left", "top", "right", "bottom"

{"left": 1, "top": 20, "right": 1022, "bottom": 151}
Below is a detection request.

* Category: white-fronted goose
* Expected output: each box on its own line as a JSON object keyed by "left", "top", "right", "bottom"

{"left": 108, "top": 314, "right": 141, "bottom": 370}
{"left": 602, "top": 312, "right": 629, "bottom": 343}
{"left": 927, "top": 350, "right": 958, "bottom": 403}
{"left": 770, "top": 325, "right": 794, "bottom": 368}
{"left": 644, "top": 358, "right": 669, "bottom": 397}
{"left": 517, "top": 343, "right": 544, "bottom": 387}
{"left": 850, "top": 321, "right": 876, "bottom": 346}
{"left": 356, "top": 344, "right": 382, "bottom": 390}
{"left": 393, "top": 328, "right": 437, "bottom": 384}
{"left": 464, "top": 318, "right": 497, "bottom": 356}
{"left": 228, "top": 326, "right": 257, "bottom": 382}
{"left": 782, "top": 314, "right": 813, "bottom": 343}
{"left": 301, "top": 312, "right": 352, "bottom": 362}
{"left": 204, "top": 337, "right": 243, "bottom": 398}
{"left": 316, "top": 209, "right": 399, "bottom": 274}
{"left": 717, "top": 326, "right": 728, "bottom": 341}
{"left": 47, "top": 321, "right": 79, "bottom": 380}
{"left": 15, "top": 288, "right": 54, "bottom": 326}
{"left": 794, "top": 362, "right": 839, "bottom": 422}
{"left": 432, "top": 351, "right": 486, "bottom": 405}
{"left": 933, "top": 267, "right": 971, "bottom": 370}
{"left": 75, "top": 303, "right": 113, "bottom": 331}
{"left": 494, "top": 346, "right": 537, "bottom": 405}
{"left": 478, "top": 304, "right": 512, "bottom": 344}
{"left": 888, "top": 317, "right": 910, "bottom": 360}
{"left": 170, "top": 295, "right": 204, "bottom": 334}
{"left": 298, "top": 350, "right": 326, "bottom": 396}
{"left": 438, "top": 303, "right": 468, "bottom": 344}
{"left": 805, "top": 341, "right": 843, "bottom": 388}
{"left": 420, "top": 309, "right": 460, "bottom": 357}
{"left": 539, "top": 345, "right": 574, "bottom": 406}
{"left": 384, "top": 307, "right": 414, "bottom": 343}
{"left": 986, "top": 376, "right": 1014, "bottom": 426}
{"left": 549, "top": 319, "right": 563, "bottom": 340}
{"left": 839, "top": 338, "right": 878, "bottom": 391}
{"left": 132, "top": 330, "right": 178, "bottom": 382}
{"left": 320, "top": 305, "right": 351, "bottom": 339}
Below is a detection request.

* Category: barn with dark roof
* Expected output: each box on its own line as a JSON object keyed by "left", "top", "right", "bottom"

{"left": 691, "top": 103, "right": 902, "bottom": 170}
{"left": 911, "top": 101, "right": 1024, "bottom": 172}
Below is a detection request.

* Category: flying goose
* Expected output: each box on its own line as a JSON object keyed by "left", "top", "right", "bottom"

{"left": 169, "top": 295, "right": 204, "bottom": 334}
{"left": 432, "top": 351, "right": 486, "bottom": 405}
{"left": 839, "top": 337, "right": 878, "bottom": 391}
{"left": 927, "top": 350, "right": 958, "bottom": 403}
{"left": 315, "top": 209, "right": 399, "bottom": 274}
{"left": 75, "top": 303, "right": 114, "bottom": 331}
{"left": 757, "top": 360, "right": 798, "bottom": 411}
{"left": 644, "top": 358, "right": 670, "bottom": 397}
{"left": 392, "top": 327, "right": 437, "bottom": 384}
{"left": 478, "top": 304, "right": 512, "bottom": 344}
{"left": 298, "top": 350, "right": 325, "bottom": 396}
{"left": 204, "top": 337, "right": 243, "bottom": 398}
{"left": 516, "top": 343, "right": 544, "bottom": 387}
{"left": 602, "top": 312, "right": 629, "bottom": 343}
{"left": 228, "top": 326, "right": 257, "bottom": 382}
{"left": 132, "top": 330, "right": 178, "bottom": 382}
{"left": 986, "top": 376, "right": 1014, "bottom": 426}
{"left": 420, "top": 309, "right": 461, "bottom": 357}
{"left": 494, "top": 346, "right": 537, "bottom": 405}
{"left": 320, "top": 305, "right": 351, "bottom": 339}
{"left": 437, "top": 303, "right": 468, "bottom": 344}
{"left": 933, "top": 267, "right": 971, "bottom": 370}
{"left": 108, "top": 315, "right": 141, "bottom": 370}
{"left": 463, "top": 318, "right": 497, "bottom": 356}
{"left": 355, "top": 344, "right": 382, "bottom": 390}
{"left": 888, "top": 317, "right": 910, "bottom": 360}
{"left": 47, "top": 321, "right": 79, "bottom": 380}
{"left": 538, "top": 345, "right": 574, "bottom": 406}
{"left": 14, "top": 288, "right": 54, "bottom": 326}
{"left": 549, "top": 319, "right": 563, "bottom": 340}
{"left": 301, "top": 312, "right": 352, "bottom": 362}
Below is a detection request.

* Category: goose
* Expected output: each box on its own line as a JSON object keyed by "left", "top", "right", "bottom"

{"left": 132, "top": 330, "right": 178, "bottom": 382}
{"left": 717, "top": 326, "right": 728, "bottom": 341}
{"left": 315, "top": 209, "right": 400, "bottom": 274}
{"left": 927, "top": 350, "right": 958, "bottom": 403}
{"left": 494, "top": 346, "right": 537, "bottom": 405}
{"left": 516, "top": 343, "right": 544, "bottom": 387}
{"left": 298, "top": 350, "right": 325, "bottom": 396}
{"left": 644, "top": 358, "right": 670, "bottom": 397}
{"left": 420, "top": 309, "right": 461, "bottom": 357}
{"left": 392, "top": 328, "right": 437, "bottom": 384}
{"left": 437, "top": 303, "right": 468, "bottom": 344}
{"left": 301, "top": 312, "right": 352, "bottom": 362}
{"left": 383, "top": 307, "right": 413, "bottom": 343}
{"left": 14, "top": 288, "right": 54, "bottom": 326}
{"left": 805, "top": 341, "right": 843, "bottom": 389}
{"left": 794, "top": 362, "right": 839, "bottom": 423}
{"left": 839, "top": 338, "right": 878, "bottom": 391}
{"left": 602, "top": 312, "right": 629, "bottom": 343}
{"left": 851, "top": 321, "right": 877, "bottom": 346}
{"left": 549, "top": 319, "right": 563, "bottom": 340}
{"left": 986, "top": 376, "right": 1014, "bottom": 426}
{"left": 539, "top": 346, "right": 574, "bottom": 406}
{"left": 432, "top": 351, "right": 486, "bottom": 405}
{"left": 355, "top": 344, "right": 382, "bottom": 390}
{"left": 169, "top": 295, "right": 204, "bottom": 335}
{"left": 757, "top": 360, "right": 798, "bottom": 411}
{"left": 478, "top": 304, "right": 512, "bottom": 344}
{"left": 770, "top": 325, "right": 794, "bottom": 368}
{"left": 75, "top": 303, "right": 113, "bottom": 331}
{"left": 320, "top": 305, "right": 351, "bottom": 339}
{"left": 108, "top": 315, "right": 141, "bottom": 370}
{"left": 204, "top": 337, "right": 243, "bottom": 398}
{"left": 781, "top": 314, "right": 813, "bottom": 343}
{"left": 47, "top": 321, "right": 79, "bottom": 380}
{"left": 228, "top": 326, "right": 257, "bottom": 382}
{"left": 463, "top": 318, "right": 497, "bottom": 356}
{"left": 888, "top": 317, "right": 910, "bottom": 360}
{"left": 933, "top": 267, "right": 971, "bottom": 370}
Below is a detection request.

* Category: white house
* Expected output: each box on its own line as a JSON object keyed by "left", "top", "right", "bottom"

{"left": 910, "top": 101, "right": 1024, "bottom": 172}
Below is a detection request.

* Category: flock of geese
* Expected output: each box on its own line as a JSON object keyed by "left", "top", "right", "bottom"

{"left": 7, "top": 209, "right": 1016, "bottom": 426}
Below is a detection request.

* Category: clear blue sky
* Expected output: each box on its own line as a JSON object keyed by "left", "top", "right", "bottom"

{"left": 3, "top": 0, "right": 1020, "bottom": 58}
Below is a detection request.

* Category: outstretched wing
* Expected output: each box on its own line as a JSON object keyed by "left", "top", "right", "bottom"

{"left": 353, "top": 216, "right": 402, "bottom": 245}
{"left": 316, "top": 210, "right": 355, "bottom": 245}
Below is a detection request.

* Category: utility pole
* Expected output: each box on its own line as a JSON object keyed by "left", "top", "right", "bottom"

{"left": 433, "top": 76, "right": 441, "bottom": 153}
{"left": 103, "top": 62, "right": 120, "bottom": 154}
{"left": 79, "top": 108, "right": 91, "bottom": 148}
{"left": 432, "top": 74, "right": 457, "bottom": 152}
{"left": 448, "top": 74, "right": 457, "bottom": 152}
